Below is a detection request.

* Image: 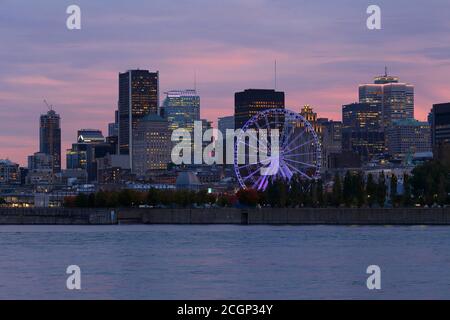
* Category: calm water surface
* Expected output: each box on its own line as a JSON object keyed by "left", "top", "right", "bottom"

{"left": 1, "top": 225, "right": 450, "bottom": 299}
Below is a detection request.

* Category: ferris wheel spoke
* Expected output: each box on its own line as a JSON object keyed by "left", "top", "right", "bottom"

{"left": 252, "top": 174, "right": 268, "bottom": 190}
{"left": 237, "top": 157, "right": 271, "bottom": 170}
{"left": 284, "top": 161, "right": 312, "bottom": 180}
{"left": 283, "top": 151, "right": 315, "bottom": 158}
{"left": 239, "top": 140, "right": 258, "bottom": 152}
{"left": 264, "top": 114, "right": 270, "bottom": 131}
{"left": 284, "top": 126, "right": 308, "bottom": 150}
{"left": 284, "top": 138, "right": 315, "bottom": 154}
{"left": 243, "top": 129, "right": 267, "bottom": 151}
{"left": 283, "top": 158, "right": 316, "bottom": 168}
{"left": 242, "top": 166, "right": 261, "bottom": 182}
{"left": 281, "top": 121, "right": 294, "bottom": 148}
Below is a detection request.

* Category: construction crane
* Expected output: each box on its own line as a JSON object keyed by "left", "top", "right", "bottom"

{"left": 43, "top": 99, "right": 53, "bottom": 111}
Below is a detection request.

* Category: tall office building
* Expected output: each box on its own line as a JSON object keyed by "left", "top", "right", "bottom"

{"left": 317, "top": 119, "right": 342, "bottom": 169}
{"left": 431, "top": 103, "right": 450, "bottom": 147}
{"left": 67, "top": 129, "right": 105, "bottom": 170}
{"left": 300, "top": 105, "right": 323, "bottom": 136}
{"left": 161, "top": 89, "right": 200, "bottom": 134}
{"left": 218, "top": 116, "right": 235, "bottom": 167}
{"left": 359, "top": 71, "right": 414, "bottom": 128}
{"left": 66, "top": 129, "right": 116, "bottom": 182}
{"left": 108, "top": 110, "right": 119, "bottom": 137}
{"left": 118, "top": 69, "right": 159, "bottom": 166}
{"left": 0, "top": 159, "right": 20, "bottom": 185}
{"left": 77, "top": 129, "right": 105, "bottom": 144}
{"left": 27, "top": 152, "right": 54, "bottom": 185}
{"left": 218, "top": 116, "right": 235, "bottom": 136}
{"left": 234, "top": 89, "right": 285, "bottom": 130}
{"left": 342, "top": 103, "right": 384, "bottom": 160}
{"left": 39, "top": 109, "right": 61, "bottom": 173}
{"left": 386, "top": 119, "right": 431, "bottom": 159}
{"left": 133, "top": 114, "right": 171, "bottom": 177}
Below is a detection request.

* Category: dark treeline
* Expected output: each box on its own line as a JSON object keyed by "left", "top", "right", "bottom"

{"left": 64, "top": 188, "right": 233, "bottom": 208}
{"left": 64, "top": 160, "right": 450, "bottom": 208}
{"left": 240, "top": 160, "right": 450, "bottom": 208}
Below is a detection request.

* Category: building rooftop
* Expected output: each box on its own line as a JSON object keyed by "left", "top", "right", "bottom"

{"left": 0, "top": 159, "right": 17, "bottom": 166}
{"left": 164, "top": 90, "right": 199, "bottom": 98}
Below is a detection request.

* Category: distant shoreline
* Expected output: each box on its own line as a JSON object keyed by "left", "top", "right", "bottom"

{"left": 1, "top": 207, "right": 450, "bottom": 225}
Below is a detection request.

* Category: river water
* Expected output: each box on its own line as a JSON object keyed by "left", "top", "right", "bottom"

{"left": 0, "top": 225, "right": 449, "bottom": 299}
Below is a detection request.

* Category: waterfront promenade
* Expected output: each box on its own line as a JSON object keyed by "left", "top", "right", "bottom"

{"left": 1, "top": 207, "right": 450, "bottom": 225}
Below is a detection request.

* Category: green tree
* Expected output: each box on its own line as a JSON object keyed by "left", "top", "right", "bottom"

{"left": 437, "top": 175, "right": 448, "bottom": 205}
{"left": 217, "top": 194, "right": 232, "bottom": 207}
{"left": 411, "top": 160, "right": 450, "bottom": 206}
{"left": 266, "top": 180, "right": 279, "bottom": 207}
{"left": 277, "top": 179, "right": 288, "bottom": 207}
{"left": 236, "top": 188, "right": 259, "bottom": 207}
{"left": 75, "top": 193, "right": 89, "bottom": 208}
{"left": 366, "top": 173, "right": 377, "bottom": 207}
{"left": 287, "top": 175, "right": 301, "bottom": 207}
{"left": 316, "top": 179, "right": 324, "bottom": 207}
{"left": 94, "top": 191, "right": 108, "bottom": 207}
{"left": 146, "top": 188, "right": 160, "bottom": 206}
{"left": 0, "top": 197, "right": 6, "bottom": 206}
{"left": 354, "top": 172, "right": 365, "bottom": 208}
{"left": 88, "top": 193, "right": 96, "bottom": 207}
{"left": 376, "top": 172, "right": 387, "bottom": 207}
{"left": 331, "top": 173, "right": 342, "bottom": 207}
{"left": 402, "top": 173, "right": 412, "bottom": 207}
{"left": 390, "top": 174, "right": 398, "bottom": 207}
{"left": 343, "top": 171, "right": 353, "bottom": 207}
{"left": 118, "top": 189, "right": 133, "bottom": 207}
{"left": 106, "top": 191, "right": 119, "bottom": 208}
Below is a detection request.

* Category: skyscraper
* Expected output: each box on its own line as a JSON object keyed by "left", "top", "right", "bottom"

{"left": 0, "top": 159, "right": 20, "bottom": 185}
{"left": 66, "top": 129, "right": 116, "bottom": 182}
{"left": 118, "top": 69, "right": 159, "bottom": 165}
{"left": 386, "top": 119, "right": 431, "bottom": 159}
{"left": 218, "top": 116, "right": 235, "bottom": 136}
{"left": 359, "top": 71, "right": 414, "bottom": 128}
{"left": 39, "top": 109, "right": 61, "bottom": 173}
{"left": 161, "top": 89, "right": 200, "bottom": 134}
{"left": 133, "top": 114, "right": 171, "bottom": 177}
{"left": 342, "top": 102, "right": 384, "bottom": 160}
{"left": 234, "top": 89, "right": 285, "bottom": 130}
{"left": 108, "top": 110, "right": 119, "bottom": 137}
{"left": 431, "top": 102, "right": 450, "bottom": 147}
{"left": 317, "top": 119, "right": 342, "bottom": 169}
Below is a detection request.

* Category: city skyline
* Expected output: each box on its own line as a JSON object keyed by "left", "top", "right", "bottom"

{"left": 1, "top": 0, "right": 450, "bottom": 165}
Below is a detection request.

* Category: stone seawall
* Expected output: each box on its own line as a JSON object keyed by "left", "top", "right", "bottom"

{"left": 1, "top": 207, "right": 450, "bottom": 225}
{"left": 0, "top": 208, "right": 115, "bottom": 225}
{"left": 120, "top": 207, "right": 450, "bottom": 225}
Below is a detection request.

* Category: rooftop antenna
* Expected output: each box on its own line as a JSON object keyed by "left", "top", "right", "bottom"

{"left": 194, "top": 70, "right": 197, "bottom": 92}
{"left": 43, "top": 99, "right": 53, "bottom": 111}
{"left": 274, "top": 60, "right": 277, "bottom": 90}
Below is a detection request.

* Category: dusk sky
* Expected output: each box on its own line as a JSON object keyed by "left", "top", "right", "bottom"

{"left": 1, "top": 0, "right": 450, "bottom": 166}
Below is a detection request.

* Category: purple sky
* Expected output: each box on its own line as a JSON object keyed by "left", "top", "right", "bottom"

{"left": 1, "top": 0, "right": 450, "bottom": 166}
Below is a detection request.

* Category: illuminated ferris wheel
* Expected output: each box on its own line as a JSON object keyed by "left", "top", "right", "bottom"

{"left": 234, "top": 108, "right": 321, "bottom": 191}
